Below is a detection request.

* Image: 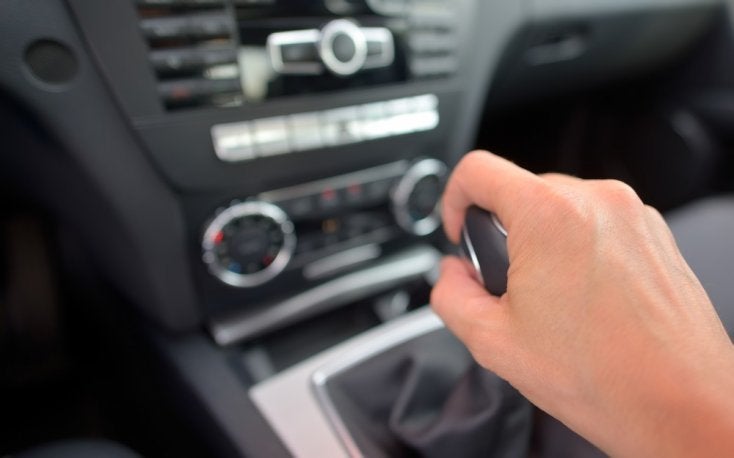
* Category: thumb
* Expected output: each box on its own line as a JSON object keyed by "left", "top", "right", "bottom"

{"left": 430, "top": 256, "right": 512, "bottom": 362}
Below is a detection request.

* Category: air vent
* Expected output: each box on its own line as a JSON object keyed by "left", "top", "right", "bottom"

{"left": 135, "top": 0, "right": 244, "bottom": 111}
{"left": 406, "top": 2, "right": 459, "bottom": 79}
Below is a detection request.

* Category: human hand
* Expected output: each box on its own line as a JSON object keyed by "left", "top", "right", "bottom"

{"left": 431, "top": 151, "right": 734, "bottom": 457}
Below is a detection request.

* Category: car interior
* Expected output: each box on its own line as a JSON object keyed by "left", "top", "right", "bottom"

{"left": 1, "top": 0, "right": 734, "bottom": 456}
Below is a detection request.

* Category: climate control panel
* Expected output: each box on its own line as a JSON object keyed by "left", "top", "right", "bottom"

{"left": 201, "top": 158, "right": 447, "bottom": 288}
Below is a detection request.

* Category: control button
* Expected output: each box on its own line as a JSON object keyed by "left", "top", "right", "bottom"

{"left": 392, "top": 158, "right": 448, "bottom": 236}
{"left": 358, "top": 102, "right": 390, "bottom": 140}
{"left": 279, "top": 195, "right": 316, "bottom": 219}
{"left": 321, "top": 106, "right": 361, "bottom": 146}
{"left": 267, "top": 29, "right": 322, "bottom": 75}
{"left": 318, "top": 188, "right": 342, "bottom": 210}
{"left": 319, "top": 20, "right": 368, "bottom": 76}
{"left": 211, "top": 122, "right": 255, "bottom": 162}
{"left": 407, "top": 175, "right": 442, "bottom": 221}
{"left": 362, "top": 28, "right": 395, "bottom": 69}
{"left": 411, "top": 94, "right": 439, "bottom": 112}
{"left": 281, "top": 43, "right": 320, "bottom": 65}
{"left": 253, "top": 117, "right": 290, "bottom": 156}
{"left": 201, "top": 201, "right": 295, "bottom": 288}
{"left": 344, "top": 183, "right": 365, "bottom": 205}
{"left": 288, "top": 112, "right": 323, "bottom": 152}
{"left": 410, "top": 56, "right": 458, "bottom": 78}
{"left": 332, "top": 34, "right": 357, "bottom": 63}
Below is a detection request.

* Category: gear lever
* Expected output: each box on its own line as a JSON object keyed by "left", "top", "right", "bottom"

{"left": 460, "top": 205, "right": 510, "bottom": 296}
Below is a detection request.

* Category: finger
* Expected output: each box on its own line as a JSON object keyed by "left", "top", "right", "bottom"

{"left": 442, "top": 151, "right": 547, "bottom": 242}
{"left": 430, "top": 256, "right": 506, "bottom": 346}
{"left": 540, "top": 173, "right": 583, "bottom": 186}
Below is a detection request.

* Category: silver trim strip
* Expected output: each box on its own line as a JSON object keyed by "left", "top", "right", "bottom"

{"left": 462, "top": 225, "right": 484, "bottom": 287}
{"left": 249, "top": 307, "right": 444, "bottom": 458}
{"left": 211, "top": 94, "right": 440, "bottom": 163}
{"left": 209, "top": 245, "right": 441, "bottom": 346}
{"left": 492, "top": 213, "right": 509, "bottom": 237}
{"left": 303, "top": 244, "right": 382, "bottom": 280}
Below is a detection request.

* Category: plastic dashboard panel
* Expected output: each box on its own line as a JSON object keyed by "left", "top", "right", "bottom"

{"left": 0, "top": 0, "right": 199, "bottom": 331}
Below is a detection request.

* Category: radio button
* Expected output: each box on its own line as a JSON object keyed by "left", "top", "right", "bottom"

{"left": 362, "top": 28, "right": 395, "bottom": 70}
{"left": 211, "top": 122, "right": 255, "bottom": 162}
{"left": 321, "top": 106, "right": 361, "bottom": 146}
{"left": 253, "top": 117, "right": 290, "bottom": 157}
{"left": 288, "top": 112, "right": 324, "bottom": 152}
{"left": 267, "top": 29, "right": 322, "bottom": 75}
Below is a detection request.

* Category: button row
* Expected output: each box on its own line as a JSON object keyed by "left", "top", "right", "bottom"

{"left": 276, "top": 177, "right": 396, "bottom": 220}
{"left": 139, "top": 12, "right": 232, "bottom": 40}
{"left": 211, "top": 94, "right": 440, "bottom": 163}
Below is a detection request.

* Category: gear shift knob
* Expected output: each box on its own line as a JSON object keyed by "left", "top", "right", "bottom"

{"left": 460, "top": 206, "right": 510, "bottom": 296}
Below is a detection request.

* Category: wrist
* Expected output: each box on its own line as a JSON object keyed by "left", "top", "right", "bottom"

{"left": 612, "top": 344, "right": 734, "bottom": 457}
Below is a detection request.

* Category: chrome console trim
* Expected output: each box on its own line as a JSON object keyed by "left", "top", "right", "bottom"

{"left": 209, "top": 245, "right": 441, "bottom": 346}
{"left": 249, "top": 307, "right": 445, "bottom": 458}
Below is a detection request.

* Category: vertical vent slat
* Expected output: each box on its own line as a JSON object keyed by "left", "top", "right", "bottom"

{"left": 134, "top": 0, "right": 244, "bottom": 111}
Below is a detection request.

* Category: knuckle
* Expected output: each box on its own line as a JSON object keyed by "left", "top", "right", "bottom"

{"left": 597, "top": 179, "right": 641, "bottom": 207}
{"left": 520, "top": 184, "right": 598, "bottom": 240}
{"left": 644, "top": 204, "right": 664, "bottom": 221}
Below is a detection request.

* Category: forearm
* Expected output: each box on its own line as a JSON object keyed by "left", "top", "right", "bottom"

{"left": 596, "top": 348, "right": 734, "bottom": 457}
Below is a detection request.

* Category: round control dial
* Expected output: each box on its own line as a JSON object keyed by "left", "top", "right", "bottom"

{"left": 392, "top": 158, "right": 448, "bottom": 236}
{"left": 319, "top": 19, "right": 368, "bottom": 76}
{"left": 202, "top": 201, "right": 295, "bottom": 288}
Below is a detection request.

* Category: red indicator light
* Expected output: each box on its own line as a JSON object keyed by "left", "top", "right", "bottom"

{"left": 347, "top": 183, "right": 362, "bottom": 195}
{"left": 322, "top": 188, "right": 336, "bottom": 201}
{"left": 262, "top": 255, "right": 274, "bottom": 266}
{"left": 213, "top": 231, "right": 224, "bottom": 244}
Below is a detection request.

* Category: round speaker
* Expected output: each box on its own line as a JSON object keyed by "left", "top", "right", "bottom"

{"left": 24, "top": 39, "right": 79, "bottom": 86}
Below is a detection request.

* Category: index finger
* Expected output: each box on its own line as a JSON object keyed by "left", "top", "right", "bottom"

{"left": 442, "top": 150, "right": 547, "bottom": 242}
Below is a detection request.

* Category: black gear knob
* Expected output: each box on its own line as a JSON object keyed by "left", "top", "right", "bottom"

{"left": 460, "top": 206, "right": 510, "bottom": 296}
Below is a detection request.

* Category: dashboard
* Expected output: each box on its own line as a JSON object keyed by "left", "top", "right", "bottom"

{"left": 0, "top": 0, "right": 727, "bottom": 456}
{"left": 0, "top": 0, "right": 718, "bottom": 333}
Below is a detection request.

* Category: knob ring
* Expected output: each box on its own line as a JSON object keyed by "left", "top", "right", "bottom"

{"left": 319, "top": 19, "right": 368, "bottom": 77}
{"left": 202, "top": 201, "right": 296, "bottom": 288}
{"left": 391, "top": 158, "right": 448, "bottom": 236}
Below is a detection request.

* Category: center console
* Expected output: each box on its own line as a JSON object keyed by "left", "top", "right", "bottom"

{"left": 73, "top": 0, "right": 481, "bottom": 342}
{"left": 5, "top": 0, "right": 717, "bottom": 455}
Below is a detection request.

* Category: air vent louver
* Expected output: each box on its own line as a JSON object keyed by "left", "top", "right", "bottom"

{"left": 135, "top": 0, "right": 244, "bottom": 111}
